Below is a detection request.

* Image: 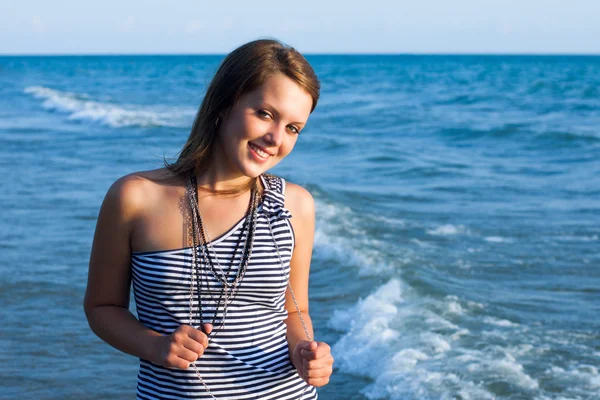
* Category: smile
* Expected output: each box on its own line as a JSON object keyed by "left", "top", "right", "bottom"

{"left": 248, "top": 142, "right": 272, "bottom": 159}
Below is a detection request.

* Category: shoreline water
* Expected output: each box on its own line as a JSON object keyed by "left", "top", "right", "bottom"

{"left": 1, "top": 55, "right": 599, "bottom": 399}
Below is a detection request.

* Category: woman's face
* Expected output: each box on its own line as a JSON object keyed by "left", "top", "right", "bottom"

{"left": 215, "top": 73, "right": 313, "bottom": 179}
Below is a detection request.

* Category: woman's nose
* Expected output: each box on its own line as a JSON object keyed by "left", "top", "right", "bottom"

{"left": 264, "top": 123, "right": 285, "bottom": 146}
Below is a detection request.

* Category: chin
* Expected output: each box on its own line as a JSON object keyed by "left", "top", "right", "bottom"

{"left": 238, "top": 163, "right": 269, "bottom": 179}
{"left": 240, "top": 157, "right": 279, "bottom": 178}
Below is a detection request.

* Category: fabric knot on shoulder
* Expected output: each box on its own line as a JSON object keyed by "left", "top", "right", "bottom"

{"left": 260, "top": 173, "right": 292, "bottom": 220}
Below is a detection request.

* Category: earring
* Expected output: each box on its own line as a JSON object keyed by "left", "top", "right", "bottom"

{"left": 215, "top": 117, "right": 220, "bottom": 127}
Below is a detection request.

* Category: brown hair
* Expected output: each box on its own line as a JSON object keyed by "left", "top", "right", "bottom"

{"left": 165, "top": 38, "right": 320, "bottom": 195}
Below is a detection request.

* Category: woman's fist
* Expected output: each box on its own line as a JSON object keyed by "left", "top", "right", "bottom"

{"left": 292, "top": 340, "right": 334, "bottom": 387}
{"left": 150, "top": 324, "right": 212, "bottom": 369}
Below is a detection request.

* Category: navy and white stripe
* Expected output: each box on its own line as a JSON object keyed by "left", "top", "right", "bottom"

{"left": 131, "top": 174, "right": 317, "bottom": 399}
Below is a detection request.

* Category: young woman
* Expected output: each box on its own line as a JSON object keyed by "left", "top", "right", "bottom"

{"left": 84, "top": 39, "right": 334, "bottom": 399}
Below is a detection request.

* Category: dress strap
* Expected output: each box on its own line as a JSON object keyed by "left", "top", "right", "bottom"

{"left": 259, "top": 173, "right": 292, "bottom": 220}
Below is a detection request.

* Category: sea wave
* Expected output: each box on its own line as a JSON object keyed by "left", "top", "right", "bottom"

{"left": 329, "top": 280, "right": 545, "bottom": 400}
{"left": 312, "top": 198, "right": 412, "bottom": 276}
{"left": 24, "top": 86, "right": 195, "bottom": 128}
{"left": 484, "top": 236, "right": 515, "bottom": 243}
{"left": 427, "top": 224, "right": 469, "bottom": 236}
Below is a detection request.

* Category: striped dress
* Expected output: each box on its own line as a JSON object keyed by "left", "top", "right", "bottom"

{"left": 130, "top": 173, "right": 318, "bottom": 400}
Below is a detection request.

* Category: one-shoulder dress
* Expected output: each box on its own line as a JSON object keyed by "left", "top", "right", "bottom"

{"left": 130, "top": 174, "right": 318, "bottom": 399}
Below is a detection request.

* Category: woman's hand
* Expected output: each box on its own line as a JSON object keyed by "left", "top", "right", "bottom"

{"left": 150, "top": 324, "right": 213, "bottom": 369}
{"left": 292, "top": 340, "right": 334, "bottom": 387}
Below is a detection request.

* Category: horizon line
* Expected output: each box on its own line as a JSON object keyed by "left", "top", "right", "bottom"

{"left": 1, "top": 51, "right": 599, "bottom": 57}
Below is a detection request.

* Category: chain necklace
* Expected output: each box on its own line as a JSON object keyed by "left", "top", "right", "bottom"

{"left": 196, "top": 179, "right": 259, "bottom": 333}
{"left": 197, "top": 182, "right": 258, "bottom": 290}
{"left": 186, "top": 176, "right": 213, "bottom": 396}
{"left": 185, "top": 173, "right": 312, "bottom": 399}
{"left": 265, "top": 203, "right": 312, "bottom": 400}
{"left": 187, "top": 175, "right": 259, "bottom": 332}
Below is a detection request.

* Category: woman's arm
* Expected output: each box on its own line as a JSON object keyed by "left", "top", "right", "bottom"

{"left": 285, "top": 183, "right": 334, "bottom": 387}
{"left": 83, "top": 175, "right": 209, "bottom": 369}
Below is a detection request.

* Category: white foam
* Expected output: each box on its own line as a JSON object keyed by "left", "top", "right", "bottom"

{"left": 420, "top": 332, "right": 452, "bottom": 354}
{"left": 427, "top": 224, "right": 468, "bottom": 236}
{"left": 410, "top": 238, "right": 435, "bottom": 248}
{"left": 313, "top": 199, "right": 404, "bottom": 276}
{"left": 390, "top": 348, "right": 430, "bottom": 372}
{"left": 24, "top": 86, "right": 194, "bottom": 128}
{"left": 369, "top": 214, "right": 407, "bottom": 227}
{"left": 329, "top": 279, "right": 548, "bottom": 399}
{"left": 451, "top": 328, "right": 470, "bottom": 341}
{"left": 330, "top": 281, "right": 493, "bottom": 399}
{"left": 328, "top": 280, "right": 403, "bottom": 333}
{"left": 424, "top": 311, "right": 461, "bottom": 331}
{"left": 545, "top": 364, "right": 600, "bottom": 391}
{"left": 484, "top": 236, "right": 514, "bottom": 243}
{"left": 481, "top": 329, "right": 509, "bottom": 339}
{"left": 483, "top": 316, "right": 520, "bottom": 327}
{"left": 507, "top": 343, "right": 535, "bottom": 357}
{"left": 310, "top": 189, "right": 596, "bottom": 398}
{"left": 329, "top": 280, "right": 404, "bottom": 377}
{"left": 445, "top": 295, "right": 465, "bottom": 315}
{"left": 490, "top": 358, "right": 539, "bottom": 390}
{"left": 447, "top": 347, "right": 540, "bottom": 391}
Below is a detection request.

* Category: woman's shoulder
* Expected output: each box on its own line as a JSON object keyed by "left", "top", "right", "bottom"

{"left": 282, "top": 179, "right": 315, "bottom": 221}
{"left": 103, "top": 168, "right": 182, "bottom": 218}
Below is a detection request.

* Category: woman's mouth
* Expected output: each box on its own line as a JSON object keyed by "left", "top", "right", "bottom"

{"left": 248, "top": 142, "right": 272, "bottom": 161}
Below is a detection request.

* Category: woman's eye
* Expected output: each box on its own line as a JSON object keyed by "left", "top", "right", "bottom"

{"left": 258, "top": 110, "right": 272, "bottom": 119}
{"left": 288, "top": 125, "right": 300, "bottom": 134}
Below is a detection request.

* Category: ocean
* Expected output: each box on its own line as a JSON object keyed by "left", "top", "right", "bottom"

{"left": 0, "top": 55, "right": 599, "bottom": 399}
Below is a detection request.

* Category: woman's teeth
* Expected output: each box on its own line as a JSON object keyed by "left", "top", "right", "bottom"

{"left": 249, "top": 143, "right": 270, "bottom": 158}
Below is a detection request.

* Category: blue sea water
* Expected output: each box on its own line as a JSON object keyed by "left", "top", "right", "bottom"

{"left": 0, "top": 55, "right": 599, "bottom": 400}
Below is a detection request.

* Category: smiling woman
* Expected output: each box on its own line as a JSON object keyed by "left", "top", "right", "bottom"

{"left": 83, "top": 39, "right": 333, "bottom": 399}
{"left": 216, "top": 74, "right": 312, "bottom": 175}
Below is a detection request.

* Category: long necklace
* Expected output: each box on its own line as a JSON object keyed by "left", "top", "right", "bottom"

{"left": 186, "top": 177, "right": 215, "bottom": 396}
{"left": 264, "top": 209, "right": 313, "bottom": 400}
{"left": 197, "top": 182, "right": 258, "bottom": 289}
{"left": 185, "top": 174, "right": 260, "bottom": 399}
{"left": 195, "top": 178, "right": 259, "bottom": 332}
{"left": 185, "top": 173, "right": 312, "bottom": 399}
{"left": 196, "top": 212, "right": 251, "bottom": 331}
{"left": 187, "top": 175, "right": 259, "bottom": 332}
{"left": 265, "top": 215, "right": 312, "bottom": 342}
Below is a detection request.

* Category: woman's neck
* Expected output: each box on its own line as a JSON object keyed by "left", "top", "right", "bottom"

{"left": 196, "top": 172, "right": 252, "bottom": 192}
{"left": 194, "top": 160, "right": 260, "bottom": 195}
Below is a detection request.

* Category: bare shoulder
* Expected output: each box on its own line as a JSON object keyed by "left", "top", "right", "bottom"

{"left": 103, "top": 168, "right": 180, "bottom": 220}
{"left": 284, "top": 180, "right": 315, "bottom": 221}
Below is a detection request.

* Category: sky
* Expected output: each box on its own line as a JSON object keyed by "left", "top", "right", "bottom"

{"left": 1, "top": 0, "right": 599, "bottom": 54}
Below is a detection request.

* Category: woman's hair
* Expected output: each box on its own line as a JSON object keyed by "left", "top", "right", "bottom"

{"left": 165, "top": 38, "right": 320, "bottom": 195}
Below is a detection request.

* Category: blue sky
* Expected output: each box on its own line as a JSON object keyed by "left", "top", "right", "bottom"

{"left": 2, "top": 0, "right": 599, "bottom": 54}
